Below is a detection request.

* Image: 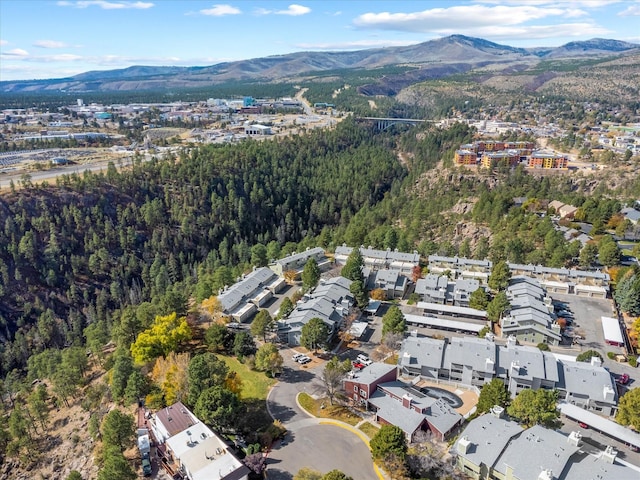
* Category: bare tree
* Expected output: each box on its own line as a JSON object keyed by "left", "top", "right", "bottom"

{"left": 321, "top": 356, "right": 352, "bottom": 405}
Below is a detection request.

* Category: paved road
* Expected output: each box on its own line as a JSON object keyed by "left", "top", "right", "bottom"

{"left": 265, "top": 357, "right": 380, "bottom": 480}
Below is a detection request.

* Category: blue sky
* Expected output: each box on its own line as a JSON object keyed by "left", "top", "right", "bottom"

{"left": 1, "top": 0, "right": 639, "bottom": 81}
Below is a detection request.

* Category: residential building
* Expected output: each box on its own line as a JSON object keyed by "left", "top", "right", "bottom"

{"left": 278, "top": 276, "right": 353, "bottom": 345}
{"left": 480, "top": 150, "right": 520, "bottom": 168}
{"left": 363, "top": 267, "right": 408, "bottom": 299}
{"left": 150, "top": 402, "right": 249, "bottom": 480}
{"left": 621, "top": 207, "right": 640, "bottom": 225}
{"left": 398, "top": 335, "right": 618, "bottom": 414}
{"left": 427, "top": 256, "right": 492, "bottom": 283}
{"left": 269, "top": 247, "right": 329, "bottom": 278}
{"left": 560, "top": 357, "right": 618, "bottom": 416}
{"left": 500, "top": 276, "right": 561, "bottom": 346}
{"left": 415, "top": 274, "right": 449, "bottom": 303}
{"left": 454, "top": 149, "right": 478, "bottom": 165}
{"left": 528, "top": 152, "right": 568, "bottom": 169}
{"left": 344, "top": 362, "right": 398, "bottom": 406}
{"left": 453, "top": 410, "right": 634, "bottom": 480}
{"left": 334, "top": 245, "right": 419, "bottom": 275}
{"left": 344, "top": 363, "right": 462, "bottom": 441}
{"left": 415, "top": 275, "right": 479, "bottom": 306}
{"left": 244, "top": 124, "right": 271, "bottom": 135}
{"left": 217, "top": 267, "right": 286, "bottom": 322}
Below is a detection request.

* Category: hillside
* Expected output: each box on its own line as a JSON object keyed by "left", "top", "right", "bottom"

{"left": 1, "top": 35, "right": 637, "bottom": 93}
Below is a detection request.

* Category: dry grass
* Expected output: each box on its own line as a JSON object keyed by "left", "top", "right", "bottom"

{"left": 298, "top": 393, "right": 361, "bottom": 426}
{"left": 358, "top": 421, "right": 380, "bottom": 438}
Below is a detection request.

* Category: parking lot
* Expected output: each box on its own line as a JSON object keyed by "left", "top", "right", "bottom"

{"left": 550, "top": 293, "right": 619, "bottom": 354}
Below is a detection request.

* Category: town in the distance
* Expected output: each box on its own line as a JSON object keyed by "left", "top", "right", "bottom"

{"left": 2, "top": 35, "right": 640, "bottom": 480}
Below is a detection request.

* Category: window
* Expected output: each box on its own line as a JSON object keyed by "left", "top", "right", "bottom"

{"left": 354, "top": 385, "right": 358, "bottom": 392}
{"left": 360, "top": 389, "right": 367, "bottom": 398}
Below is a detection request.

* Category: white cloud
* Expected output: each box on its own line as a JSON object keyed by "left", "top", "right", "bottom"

{"left": 57, "top": 1, "right": 154, "bottom": 9}
{"left": 2, "top": 48, "right": 29, "bottom": 57}
{"left": 277, "top": 4, "right": 310, "bottom": 16}
{"left": 199, "top": 4, "right": 241, "bottom": 16}
{"left": 0, "top": 39, "right": 8, "bottom": 46}
{"left": 353, "top": 5, "right": 584, "bottom": 32}
{"left": 475, "top": 0, "right": 620, "bottom": 6}
{"left": 256, "top": 4, "right": 310, "bottom": 16}
{"left": 33, "top": 40, "right": 69, "bottom": 49}
{"left": 618, "top": 4, "right": 640, "bottom": 16}
{"left": 295, "top": 39, "right": 422, "bottom": 50}
{"left": 433, "top": 22, "right": 610, "bottom": 41}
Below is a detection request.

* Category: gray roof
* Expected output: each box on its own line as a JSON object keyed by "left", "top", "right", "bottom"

{"left": 416, "top": 301, "right": 488, "bottom": 318}
{"left": 558, "top": 360, "right": 617, "bottom": 404}
{"left": 558, "top": 403, "right": 640, "bottom": 449}
{"left": 494, "top": 425, "right": 580, "bottom": 480}
{"left": 368, "top": 391, "right": 426, "bottom": 436}
{"left": 453, "top": 414, "right": 523, "bottom": 470}
{"left": 426, "top": 398, "right": 463, "bottom": 434}
{"left": 348, "top": 362, "right": 397, "bottom": 386}
{"left": 273, "top": 247, "right": 325, "bottom": 267}
{"left": 399, "top": 335, "right": 446, "bottom": 370}
{"left": 496, "top": 344, "right": 551, "bottom": 381}
{"left": 444, "top": 337, "right": 496, "bottom": 373}
{"left": 217, "top": 267, "right": 276, "bottom": 312}
{"left": 335, "top": 245, "right": 419, "bottom": 264}
{"left": 623, "top": 208, "right": 640, "bottom": 222}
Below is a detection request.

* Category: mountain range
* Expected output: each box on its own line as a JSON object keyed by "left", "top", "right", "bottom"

{"left": 1, "top": 35, "right": 638, "bottom": 93}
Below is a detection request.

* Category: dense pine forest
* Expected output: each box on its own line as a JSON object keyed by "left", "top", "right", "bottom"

{"left": 2, "top": 116, "right": 639, "bottom": 380}
{"left": 0, "top": 118, "right": 405, "bottom": 376}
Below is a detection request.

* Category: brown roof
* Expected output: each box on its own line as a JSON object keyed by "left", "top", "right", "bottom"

{"left": 155, "top": 402, "right": 198, "bottom": 437}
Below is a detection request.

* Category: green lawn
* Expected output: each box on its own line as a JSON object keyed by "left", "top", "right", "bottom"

{"left": 220, "top": 355, "right": 276, "bottom": 400}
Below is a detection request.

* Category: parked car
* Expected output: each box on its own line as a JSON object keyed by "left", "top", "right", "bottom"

{"left": 352, "top": 361, "right": 365, "bottom": 370}
{"left": 141, "top": 453, "right": 152, "bottom": 476}
{"left": 297, "top": 356, "right": 311, "bottom": 364}
{"left": 356, "top": 354, "right": 371, "bottom": 364}
{"left": 292, "top": 353, "right": 304, "bottom": 362}
{"left": 578, "top": 422, "right": 589, "bottom": 429}
{"left": 227, "top": 322, "right": 242, "bottom": 329}
{"left": 616, "top": 373, "right": 630, "bottom": 385}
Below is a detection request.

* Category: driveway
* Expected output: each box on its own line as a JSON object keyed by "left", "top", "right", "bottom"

{"left": 265, "top": 357, "right": 380, "bottom": 480}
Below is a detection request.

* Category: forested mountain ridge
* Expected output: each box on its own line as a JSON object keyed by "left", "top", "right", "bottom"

{"left": 0, "top": 119, "right": 403, "bottom": 375}
{"left": 1, "top": 35, "right": 637, "bottom": 93}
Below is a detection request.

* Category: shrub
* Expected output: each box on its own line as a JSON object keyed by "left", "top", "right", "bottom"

{"left": 607, "top": 352, "right": 616, "bottom": 360}
{"left": 629, "top": 356, "right": 637, "bottom": 367}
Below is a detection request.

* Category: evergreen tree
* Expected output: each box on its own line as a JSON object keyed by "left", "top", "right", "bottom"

{"left": 476, "top": 379, "right": 510, "bottom": 414}
{"left": 300, "top": 318, "right": 329, "bottom": 352}
{"left": 488, "top": 260, "right": 511, "bottom": 291}
{"left": 302, "top": 258, "right": 321, "bottom": 290}
{"left": 381, "top": 306, "right": 406, "bottom": 336}
{"left": 341, "top": 248, "right": 364, "bottom": 282}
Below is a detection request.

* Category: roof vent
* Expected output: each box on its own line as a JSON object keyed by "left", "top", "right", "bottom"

{"left": 602, "top": 445, "right": 617, "bottom": 464}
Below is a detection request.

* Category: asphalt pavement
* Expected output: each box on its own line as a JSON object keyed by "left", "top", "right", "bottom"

{"left": 265, "top": 355, "right": 381, "bottom": 480}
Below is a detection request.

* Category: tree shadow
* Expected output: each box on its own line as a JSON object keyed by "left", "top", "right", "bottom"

{"left": 280, "top": 366, "right": 315, "bottom": 383}
{"left": 264, "top": 465, "right": 294, "bottom": 480}
{"left": 268, "top": 399, "right": 299, "bottom": 423}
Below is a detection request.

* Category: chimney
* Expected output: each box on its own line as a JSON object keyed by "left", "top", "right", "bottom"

{"left": 490, "top": 405, "right": 505, "bottom": 418}
{"left": 538, "top": 469, "right": 553, "bottom": 480}
{"left": 590, "top": 356, "right": 602, "bottom": 368}
{"left": 510, "top": 361, "right": 520, "bottom": 376}
{"left": 457, "top": 436, "right": 471, "bottom": 455}
{"left": 602, "top": 445, "right": 617, "bottom": 464}
{"left": 567, "top": 431, "right": 582, "bottom": 447}
{"left": 603, "top": 385, "right": 615, "bottom": 402}
{"left": 507, "top": 335, "right": 517, "bottom": 349}
{"left": 485, "top": 358, "right": 495, "bottom": 372}
{"left": 402, "top": 394, "right": 412, "bottom": 409}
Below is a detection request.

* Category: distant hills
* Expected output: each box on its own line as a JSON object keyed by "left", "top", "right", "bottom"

{"left": 1, "top": 35, "right": 638, "bottom": 93}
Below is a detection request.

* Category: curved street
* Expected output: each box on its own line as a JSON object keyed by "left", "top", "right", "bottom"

{"left": 265, "top": 358, "right": 381, "bottom": 480}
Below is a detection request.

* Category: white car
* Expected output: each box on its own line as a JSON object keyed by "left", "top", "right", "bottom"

{"left": 356, "top": 354, "right": 372, "bottom": 365}
{"left": 292, "top": 353, "right": 304, "bottom": 361}
{"left": 297, "top": 356, "right": 312, "bottom": 364}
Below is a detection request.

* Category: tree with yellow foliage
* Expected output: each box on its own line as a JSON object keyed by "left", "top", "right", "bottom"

{"left": 130, "top": 312, "right": 192, "bottom": 364}
{"left": 201, "top": 296, "right": 223, "bottom": 321}
{"left": 150, "top": 352, "right": 190, "bottom": 406}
